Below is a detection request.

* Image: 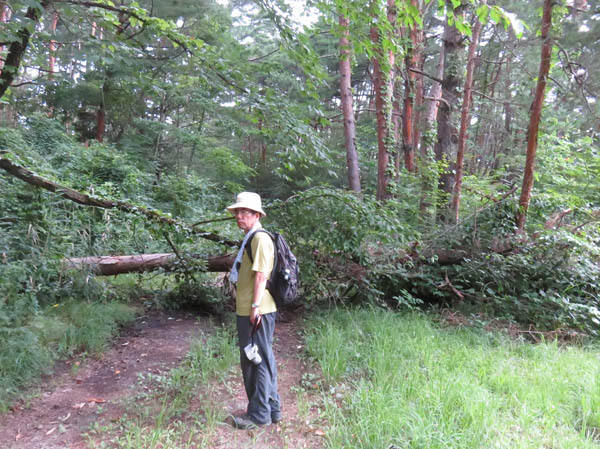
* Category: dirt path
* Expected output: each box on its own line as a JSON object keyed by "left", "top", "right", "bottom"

{"left": 0, "top": 310, "right": 326, "bottom": 449}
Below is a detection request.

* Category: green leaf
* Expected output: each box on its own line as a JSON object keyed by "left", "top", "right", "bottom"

{"left": 476, "top": 5, "right": 489, "bottom": 23}
{"left": 455, "top": 20, "right": 472, "bottom": 37}
{"left": 490, "top": 7, "right": 502, "bottom": 24}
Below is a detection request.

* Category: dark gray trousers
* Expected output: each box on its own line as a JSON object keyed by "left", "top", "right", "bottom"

{"left": 236, "top": 313, "right": 281, "bottom": 425}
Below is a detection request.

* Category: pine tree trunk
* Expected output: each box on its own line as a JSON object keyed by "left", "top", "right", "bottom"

{"left": 516, "top": 0, "right": 555, "bottom": 231}
{"left": 372, "top": 0, "right": 397, "bottom": 201}
{"left": 0, "top": 2, "right": 11, "bottom": 75}
{"left": 412, "top": 54, "right": 424, "bottom": 158}
{"left": 339, "top": 13, "right": 361, "bottom": 192}
{"left": 401, "top": 0, "right": 422, "bottom": 173}
{"left": 49, "top": 12, "right": 59, "bottom": 79}
{"left": 419, "top": 39, "right": 444, "bottom": 215}
{"left": 425, "top": 40, "right": 445, "bottom": 127}
{"left": 451, "top": 17, "right": 481, "bottom": 223}
{"left": 96, "top": 76, "right": 110, "bottom": 143}
{"left": 499, "top": 30, "right": 517, "bottom": 171}
{"left": 154, "top": 97, "right": 168, "bottom": 182}
{"left": 434, "top": 3, "right": 466, "bottom": 218}
{"left": 392, "top": 77, "right": 402, "bottom": 175}
{"left": 402, "top": 68, "right": 415, "bottom": 173}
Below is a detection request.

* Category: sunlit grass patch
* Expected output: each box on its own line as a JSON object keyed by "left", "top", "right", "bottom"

{"left": 305, "top": 308, "right": 600, "bottom": 449}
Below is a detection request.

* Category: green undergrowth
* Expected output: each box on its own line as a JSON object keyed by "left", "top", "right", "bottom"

{"left": 0, "top": 299, "right": 137, "bottom": 411}
{"left": 85, "top": 323, "right": 239, "bottom": 449}
{"left": 304, "top": 308, "right": 600, "bottom": 449}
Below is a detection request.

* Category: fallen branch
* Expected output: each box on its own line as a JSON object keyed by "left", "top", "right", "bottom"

{"left": 437, "top": 272, "right": 464, "bottom": 300}
{"left": 0, "top": 154, "right": 238, "bottom": 248}
{"left": 544, "top": 208, "right": 573, "bottom": 230}
{"left": 464, "top": 185, "right": 518, "bottom": 204}
{"left": 570, "top": 209, "right": 600, "bottom": 233}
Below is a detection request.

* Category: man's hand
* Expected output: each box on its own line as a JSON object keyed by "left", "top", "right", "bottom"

{"left": 250, "top": 306, "right": 260, "bottom": 324}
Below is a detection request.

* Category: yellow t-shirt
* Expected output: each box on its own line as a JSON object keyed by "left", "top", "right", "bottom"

{"left": 235, "top": 229, "right": 277, "bottom": 316}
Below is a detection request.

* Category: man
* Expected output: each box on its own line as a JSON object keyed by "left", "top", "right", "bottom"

{"left": 227, "top": 191, "right": 281, "bottom": 429}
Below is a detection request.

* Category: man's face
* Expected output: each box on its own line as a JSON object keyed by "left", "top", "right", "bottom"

{"left": 232, "top": 208, "right": 260, "bottom": 233}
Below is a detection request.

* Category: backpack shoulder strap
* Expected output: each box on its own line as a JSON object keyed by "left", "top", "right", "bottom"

{"left": 245, "top": 229, "right": 273, "bottom": 263}
{"left": 245, "top": 230, "right": 277, "bottom": 289}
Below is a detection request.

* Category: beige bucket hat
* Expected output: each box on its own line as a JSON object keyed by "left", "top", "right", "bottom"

{"left": 226, "top": 191, "right": 266, "bottom": 217}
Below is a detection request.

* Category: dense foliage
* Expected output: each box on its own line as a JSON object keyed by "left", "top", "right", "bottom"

{"left": 0, "top": 0, "right": 599, "bottom": 408}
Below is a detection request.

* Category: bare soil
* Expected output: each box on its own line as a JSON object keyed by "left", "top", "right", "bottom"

{"left": 0, "top": 309, "right": 326, "bottom": 449}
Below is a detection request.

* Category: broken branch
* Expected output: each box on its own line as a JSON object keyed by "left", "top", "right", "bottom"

{"left": 0, "top": 154, "right": 238, "bottom": 247}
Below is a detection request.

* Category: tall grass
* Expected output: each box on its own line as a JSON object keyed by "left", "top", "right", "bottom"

{"left": 305, "top": 308, "right": 600, "bottom": 449}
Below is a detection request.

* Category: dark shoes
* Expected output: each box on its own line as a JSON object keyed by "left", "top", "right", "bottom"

{"left": 232, "top": 415, "right": 265, "bottom": 430}
{"left": 231, "top": 413, "right": 282, "bottom": 429}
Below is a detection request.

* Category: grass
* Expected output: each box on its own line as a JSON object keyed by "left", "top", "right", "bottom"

{"left": 85, "top": 323, "right": 239, "bottom": 449}
{"left": 5, "top": 294, "right": 600, "bottom": 448}
{"left": 0, "top": 270, "right": 205, "bottom": 412}
{"left": 304, "top": 308, "right": 600, "bottom": 449}
{"left": 0, "top": 299, "right": 137, "bottom": 411}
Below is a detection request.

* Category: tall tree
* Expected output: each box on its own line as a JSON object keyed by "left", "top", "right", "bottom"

{"left": 48, "top": 11, "right": 59, "bottom": 79}
{"left": 0, "top": 2, "right": 11, "bottom": 74}
{"left": 401, "top": 0, "right": 423, "bottom": 173}
{"left": 338, "top": 9, "right": 361, "bottom": 192}
{"left": 451, "top": 14, "right": 482, "bottom": 222}
{"left": 424, "top": 40, "right": 445, "bottom": 139}
{"left": 434, "top": 1, "right": 467, "bottom": 216}
{"left": 516, "top": 0, "right": 555, "bottom": 230}
{"left": 372, "top": 0, "right": 397, "bottom": 201}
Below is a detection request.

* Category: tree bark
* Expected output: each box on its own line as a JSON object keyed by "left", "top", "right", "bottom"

{"left": 434, "top": 3, "right": 466, "bottom": 217}
{"left": 0, "top": 3, "right": 8, "bottom": 74}
{"left": 49, "top": 11, "right": 59, "bottom": 79}
{"left": 451, "top": 17, "right": 481, "bottom": 223}
{"left": 425, "top": 40, "right": 445, "bottom": 128}
{"left": 96, "top": 65, "right": 114, "bottom": 144}
{"left": 401, "top": 0, "right": 423, "bottom": 173}
{"left": 154, "top": 94, "right": 168, "bottom": 182}
{"left": 0, "top": 1, "right": 11, "bottom": 121}
{"left": 0, "top": 153, "right": 238, "bottom": 248}
{"left": 372, "top": 0, "right": 397, "bottom": 201}
{"left": 65, "top": 253, "right": 235, "bottom": 275}
{"left": 418, "top": 40, "right": 444, "bottom": 216}
{"left": 498, "top": 30, "right": 517, "bottom": 171}
{"left": 338, "top": 13, "right": 361, "bottom": 193}
{"left": 412, "top": 49, "right": 424, "bottom": 159}
{"left": 0, "top": 0, "right": 51, "bottom": 99}
{"left": 392, "top": 78, "right": 402, "bottom": 176}
{"left": 96, "top": 99, "right": 106, "bottom": 142}
{"left": 516, "top": 0, "right": 554, "bottom": 231}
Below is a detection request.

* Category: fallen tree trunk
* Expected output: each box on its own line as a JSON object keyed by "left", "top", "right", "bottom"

{"left": 67, "top": 246, "right": 470, "bottom": 279}
{"left": 65, "top": 253, "right": 235, "bottom": 276}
